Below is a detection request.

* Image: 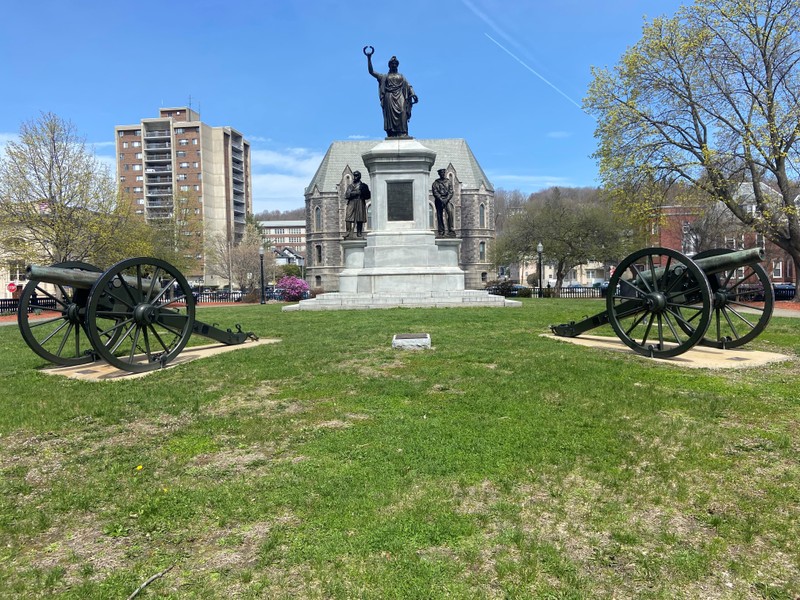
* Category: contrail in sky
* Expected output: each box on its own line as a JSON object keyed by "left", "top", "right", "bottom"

{"left": 484, "top": 33, "right": 586, "bottom": 113}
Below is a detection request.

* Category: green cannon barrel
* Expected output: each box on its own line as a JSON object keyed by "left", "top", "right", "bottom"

{"left": 26, "top": 265, "right": 159, "bottom": 291}
{"left": 692, "top": 247, "right": 764, "bottom": 274}
{"left": 625, "top": 247, "right": 765, "bottom": 286}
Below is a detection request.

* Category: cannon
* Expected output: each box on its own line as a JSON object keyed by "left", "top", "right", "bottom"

{"left": 17, "top": 257, "right": 257, "bottom": 373}
{"left": 550, "top": 247, "right": 774, "bottom": 358}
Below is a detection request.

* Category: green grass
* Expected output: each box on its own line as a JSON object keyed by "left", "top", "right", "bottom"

{"left": 1, "top": 299, "right": 799, "bottom": 598}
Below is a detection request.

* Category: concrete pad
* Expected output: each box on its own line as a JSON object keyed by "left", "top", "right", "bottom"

{"left": 40, "top": 338, "right": 280, "bottom": 381}
{"left": 542, "top": 334, "right": 791, "bottom": 369}
{"left": 392, "top": 333, "right": 431, "bottom": 350}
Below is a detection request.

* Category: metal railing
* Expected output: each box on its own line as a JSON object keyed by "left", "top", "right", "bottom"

{"left": 0, "top": 298, "right": 58, "bottom": 313}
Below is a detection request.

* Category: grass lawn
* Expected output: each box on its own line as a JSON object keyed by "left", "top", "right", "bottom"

{"left": 1, "top": 299, "right": 799, "bottom": 599}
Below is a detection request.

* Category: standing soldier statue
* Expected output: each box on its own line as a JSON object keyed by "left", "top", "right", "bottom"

{"left": 432, "top": 168, "right": 455, "bottom": 237}
{"left": 344, "top": 170, "right": 370, "bottom": 239}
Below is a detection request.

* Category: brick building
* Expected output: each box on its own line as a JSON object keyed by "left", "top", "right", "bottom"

{"left": 115, "top": 107, "right": 251, "bottom": 286}
{"left": 304, "top": 139, "right": 494, "bottom": 291}
{"left": 652, "top": 182, "right": 795, "bottom": 284}
{"left": 258, "top": 220, "right": 306, "bottom": 256}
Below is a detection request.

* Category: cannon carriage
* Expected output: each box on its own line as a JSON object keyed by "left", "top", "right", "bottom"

{"left": 17, "top": 257, "right": 257, "bottom": 373}
{"left": 551, "top": 247, "right": 774, "bottom": 358}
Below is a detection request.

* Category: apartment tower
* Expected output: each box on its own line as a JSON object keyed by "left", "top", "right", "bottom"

{"left": 115, "top": 107, "right": 251, "bottom": 286}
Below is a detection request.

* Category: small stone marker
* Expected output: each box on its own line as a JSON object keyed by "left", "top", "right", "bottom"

{"left": 392, "top": 333, "right": 431, "bottom": 350}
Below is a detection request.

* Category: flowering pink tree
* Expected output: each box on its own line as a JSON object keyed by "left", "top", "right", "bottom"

{"left": 277, "top": 275, "right": 309, "bottom": 301}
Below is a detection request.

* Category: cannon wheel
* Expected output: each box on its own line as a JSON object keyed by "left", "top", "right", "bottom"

{"left": 17, "top": 261, "right": 118, "bottom": 366}
{"left": 86, "top": 257, "right": 196, "bottom": 373}
{"left": 689, "top": 248, "right": 774, "bottom": 349}
{"left": 607, "top": 247, "right": 712, "bottom": 358}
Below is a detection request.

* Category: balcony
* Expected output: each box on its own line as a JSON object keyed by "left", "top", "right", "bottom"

{"left": 147, "top": 176, "right": 172, "bottom": 184}
{"left": 145, "top": 130, "right": 170, "bottom": 139}
{"left": 144, "top": 166, "right": 172, "bottom": 173}
{"left": 146, "top": 187, "right": 173, "bottom": 196}
{"left": 147, "top": 200, "right": 174, "bottom": 208}
{"left": 145, "top": 142, "right": 171, "bottom": 150}
{"left": 145, "top": 153, "right": 171, "bottom": 162}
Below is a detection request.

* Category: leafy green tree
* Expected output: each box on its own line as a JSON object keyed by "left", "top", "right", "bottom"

{"left": 494, "top": 187, "right": 634, "bottom": 290}
{"left": 0, "top": 112, "right": 140, "bottom": 267}
{"left": 586, "top": 0, "right": 800, "bottom": 284}
{"left": 280, "top": 264, "right": 301, "bottom": 277}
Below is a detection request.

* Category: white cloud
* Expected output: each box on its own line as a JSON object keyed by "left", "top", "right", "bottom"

{"left": 95, "top": 154, "right": 117, "bottom": 175}
{"left": 489, "top": 173, "right": 573, "bottom": 191}
{"left": 0, "top": 132, "right": 19, "bottom": 152}
{"left": 90, "top": 140, "right": 116, "bottom": 149}
{"left": 546, "top": 131, "right": 571, "bottom": 139}
{"left": 347, "top": 134, "right": 370, "bottom": 140}
{"left": 250, "top": 146, "right": 325, "bottom": 213}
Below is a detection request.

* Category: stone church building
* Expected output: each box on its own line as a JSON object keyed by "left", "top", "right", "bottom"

{"left": 305, "top": 139, "right": 495, "bottom": 291}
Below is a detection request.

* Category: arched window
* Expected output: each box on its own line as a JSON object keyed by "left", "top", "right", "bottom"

{"left": 366, "top": 203, "right": 372, "bottom": 230}
{"left": 481, "top": 272, "right": 488, "bottom": 283}
{"left": 314, "top": 206, "right": 322, "bottom": 231}
{"left": 315, "top": 275, "right": 322, "bottom": 288}
{"left": 315, "top": 244, "right": 322, "bottom": 263}
{"left": 479, "top": 203, "right": 486, "bottom": 228}
{"left": 428, "top": 203, "right": 435, "bottom": 229}
{"left": 479, "top": 242, "right": 486, "bottom": 261}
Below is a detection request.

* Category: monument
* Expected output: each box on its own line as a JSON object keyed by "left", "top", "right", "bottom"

{"left": 286, "top": 48, "right": 517, "bottom": 310}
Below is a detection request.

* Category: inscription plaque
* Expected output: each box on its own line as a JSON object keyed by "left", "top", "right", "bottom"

{"left": 387, "top": 181, "right": 414, "bottom": 221}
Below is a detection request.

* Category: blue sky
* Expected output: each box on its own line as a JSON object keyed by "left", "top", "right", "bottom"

{"left": 0, "top": 0, "right": 685, "bottom": 214}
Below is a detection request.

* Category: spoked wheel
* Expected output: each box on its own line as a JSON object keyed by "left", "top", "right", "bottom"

{"left": 691, "top": 248, "right": 774, "bottom": 349}
{"left": 17, "top": 261, "right": 110, "bottom": 366}
{"left": 607, "top": 247, "right": 712, "bottom": 358}
{"left": 86, "top": 257, "right": 196, "bottom": 373}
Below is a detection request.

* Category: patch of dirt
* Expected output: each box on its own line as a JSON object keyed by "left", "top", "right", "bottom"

{"left": 22, "top": 513, "right": 130, "bottom": 585}
{"left": 338, "top": 353, "right": 407, "bottom": 379}
{"left": 453, "top": 480, "right": 501, "bottom": 515}
{"left": 205, "top": 381, "right": 307, "bottom": 418}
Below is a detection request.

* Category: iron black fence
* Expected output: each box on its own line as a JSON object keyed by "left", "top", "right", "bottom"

{"left": 523, "top": 287, "right": 603, "bottom": 299}
{"left": 0, "top": 298, "right": 58, "bottom": 313}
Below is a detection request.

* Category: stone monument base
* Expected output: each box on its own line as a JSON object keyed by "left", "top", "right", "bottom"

{"left": 282, "top": 290, "right": 520, "bottom": 311}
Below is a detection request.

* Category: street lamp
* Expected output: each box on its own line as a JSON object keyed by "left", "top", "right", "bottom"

{"left": 537, "top": 242, "right": 544, "bottom": 298}
{"left": 259, "top": 246, "right": 265, "bottom": 305}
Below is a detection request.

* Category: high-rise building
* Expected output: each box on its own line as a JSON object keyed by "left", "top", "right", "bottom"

{"left": 115, "top": 107, "right": 251, "bottom": 286}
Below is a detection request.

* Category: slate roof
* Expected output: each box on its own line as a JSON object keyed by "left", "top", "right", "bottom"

{"left": 305, "top": 138, "right": 493, "bottom": 195}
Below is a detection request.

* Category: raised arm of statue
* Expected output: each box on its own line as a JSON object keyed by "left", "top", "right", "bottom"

{"left": 364, "top": 45, "right": 378, "bottom": 79}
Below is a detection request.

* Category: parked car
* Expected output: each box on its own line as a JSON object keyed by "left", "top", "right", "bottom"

{"left": 773, "top": 282, "right": 796, "bottom": 301}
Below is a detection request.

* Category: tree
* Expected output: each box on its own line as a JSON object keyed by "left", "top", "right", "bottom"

{"left": 253, "top": 207, "right": 305, "bottom": 221}
{"left": 586, "top": 0, "right": 800, "bottom": 287}
{"left": 280, "top": 264, "right": 302, "bottom": 278}
{"left": 493, "top": 188, "right": 528, "bottom": 235}
{"left": 494, "top": 187, "right": 634, "bottom": 290}
{"left": 146, "top": 189, "right": 204, "bottom": 276}
{"left": 205, "top": 222, "right": 268, "bottom": 291}
{"left": 0, "top": 112, "right": 140, "bottom": 267}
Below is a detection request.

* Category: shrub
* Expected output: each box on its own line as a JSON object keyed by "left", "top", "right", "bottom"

{"left": 277, "top": 275, "right": 309, "bottom": 302}
{"left": 516, "top": 286, "right": 532, "bottom": 298}
{"left": 281, "top": 264, "right": 302, "bottom": 278}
